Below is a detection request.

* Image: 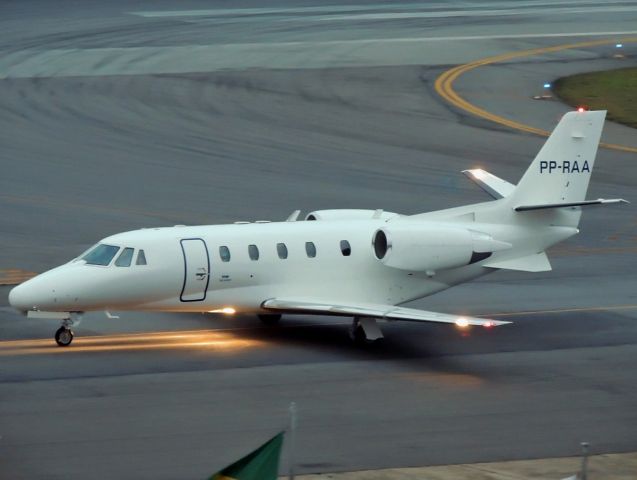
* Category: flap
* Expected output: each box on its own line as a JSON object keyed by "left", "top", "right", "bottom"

{"left": 262, "top": 298, "right": 509, "bottom": 328}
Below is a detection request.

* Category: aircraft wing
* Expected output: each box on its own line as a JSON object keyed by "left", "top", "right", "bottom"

{"left": 262, "top": 298, "right": 509, "bottom": 327}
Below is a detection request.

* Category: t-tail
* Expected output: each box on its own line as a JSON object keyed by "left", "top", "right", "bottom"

{"left": 506, "top": 110, "right": 627, "bottom": 227}
{"left": 465, "top": 110, "right": 628, "bottom": 228}
{"left": 460, "top": 110, "right": 629, "bottom": 273}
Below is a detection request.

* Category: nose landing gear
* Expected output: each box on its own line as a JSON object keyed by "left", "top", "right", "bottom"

{"left": 55, "top": 326, "right": 74, "bottom": 347}
{"left": 54, "top": 313, "right": 82, "bottom": 347}
{"left": 26, "top": 310, "right": 82, "bottom": 347}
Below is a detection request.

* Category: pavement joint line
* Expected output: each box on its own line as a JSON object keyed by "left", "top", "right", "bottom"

{"left": 434, "top": 37, "right": 637, "bottom": 154}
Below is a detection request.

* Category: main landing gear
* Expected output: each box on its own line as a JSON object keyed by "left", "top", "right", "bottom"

{"left": 350, "top": 317, "right": 384, "bottom": 346}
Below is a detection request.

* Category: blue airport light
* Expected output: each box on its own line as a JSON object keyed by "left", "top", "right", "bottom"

{"left": 616, "top": 43, "right": 623, "bottom": 48}
{"left": 543, "top": 83, "right": 551, "bottom": 89}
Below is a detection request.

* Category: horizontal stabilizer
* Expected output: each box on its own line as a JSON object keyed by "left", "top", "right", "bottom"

{"left": 463, "top": 169, "right": 515, "bottom": 199}
{"left": 515, "top": 198, "right": 629, "bottom": 212}
{"left": 484, "top": 252, "right": 552, "bottom": 272}
{"left": 262, "top": 298, "right": 509, "bottom": 327}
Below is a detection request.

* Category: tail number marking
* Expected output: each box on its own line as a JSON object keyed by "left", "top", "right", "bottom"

{"left": 540, "top": 160, "right": 590, "bottom": 173}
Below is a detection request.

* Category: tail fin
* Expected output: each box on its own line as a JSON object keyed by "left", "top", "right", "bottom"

{"left": 508, "top": 110, "right": 606, "bottom": 207}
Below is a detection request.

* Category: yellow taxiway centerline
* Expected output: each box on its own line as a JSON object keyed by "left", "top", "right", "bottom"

{"left": 434, "top": 37, "right": 637, "bottom": 154}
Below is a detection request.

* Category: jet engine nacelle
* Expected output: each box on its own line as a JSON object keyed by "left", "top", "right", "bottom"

{"left": 372, "top": 224, "right": 511, "bottom": 272}
{"left": 305, "top": 209, "right": 400, "bottom": 221}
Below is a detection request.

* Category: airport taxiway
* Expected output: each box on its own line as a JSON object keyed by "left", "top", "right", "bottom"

{"left": 1, "top": 1, "right": 636, "bottom": 479}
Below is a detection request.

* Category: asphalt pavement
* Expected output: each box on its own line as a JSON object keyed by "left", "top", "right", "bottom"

{"left": 1, "top": 1, "right": 636, "bottom": 479}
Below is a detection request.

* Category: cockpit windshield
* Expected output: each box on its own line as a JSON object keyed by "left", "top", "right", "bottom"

{"left": 82, "top": 244, "right": 120, "bottom": 266}
{"left": 114, "top": 247, "right": 134, "bottom": 267}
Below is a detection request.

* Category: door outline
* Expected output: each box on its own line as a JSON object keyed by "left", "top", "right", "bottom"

{"left": 179, "top": 238, "right": 211, "bottom": 302}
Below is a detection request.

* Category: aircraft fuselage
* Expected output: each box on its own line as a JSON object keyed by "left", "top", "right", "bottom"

{"left": 9, "top": 219, "right": 493, "bottom": 315}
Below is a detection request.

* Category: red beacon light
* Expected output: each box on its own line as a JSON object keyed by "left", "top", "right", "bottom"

{"left": 577, "top": 107, "right": 586, "bottom": 113}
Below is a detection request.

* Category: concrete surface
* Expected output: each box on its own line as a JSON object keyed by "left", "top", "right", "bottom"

{"left": 1, "top": 1, "right": 636, "bottom": 479}
{"left": 298, "top": 452, "right": 637, "bottom": 479}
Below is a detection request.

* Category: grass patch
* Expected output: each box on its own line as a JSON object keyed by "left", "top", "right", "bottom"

{"left": 553, "top": 67, "right": 637, "bottom": 128}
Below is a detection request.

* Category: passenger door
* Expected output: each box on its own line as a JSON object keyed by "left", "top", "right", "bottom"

{"left": 180, "top": 238, "right": 210, "bottom": 302}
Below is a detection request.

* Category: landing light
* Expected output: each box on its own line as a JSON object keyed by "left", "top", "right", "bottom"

{"left": 483, "top": 321, "right": 495, "bottom": 328}
{"left": 209, "top": 307, "right": 236, "bottom": 315}
{"left": 455, "top": 317, "right": 469, "bottom": 328}
{"left": 543, "top": 83, "right": 551, "bottom": 89}
{"left": 616, "top": 43, "right": 623, "bottom": 48}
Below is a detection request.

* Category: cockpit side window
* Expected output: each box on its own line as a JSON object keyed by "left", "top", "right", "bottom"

{"left": 115, "top": 247, "right": 134, "bottom": 267}
{"left": 136, "top": 249, "right": 147, "bottom": 265}
{"left": 83, "top": 244, "right": 120, "bottom": 266}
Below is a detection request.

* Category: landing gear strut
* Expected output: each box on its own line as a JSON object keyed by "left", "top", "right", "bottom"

{"left": 349, "top": 317, "right": 384, "bottom": 345}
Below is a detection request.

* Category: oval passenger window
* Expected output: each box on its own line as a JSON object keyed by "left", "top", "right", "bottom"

{"left": 219, "top": 246, "right": 231, "bottom": 262}
{"left": 277, "top": 243, "right": 288, "bottom": 259}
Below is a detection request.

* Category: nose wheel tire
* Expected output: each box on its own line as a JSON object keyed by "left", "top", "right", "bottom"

{"left": 55, "top": 327, "right": 74, "bottom": 347}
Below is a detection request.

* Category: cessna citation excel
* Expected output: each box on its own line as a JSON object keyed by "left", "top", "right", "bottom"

{"left": 9, "top": 110, "right": 628, "bottom": 346}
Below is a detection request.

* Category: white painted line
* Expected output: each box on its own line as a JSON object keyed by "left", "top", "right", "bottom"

{"left": 311, "top": 6, "right": 637, "bottom": 22}
{"left": 213, "top": 31, "right": 637, "bottom": 46}
{"left": 130, "top": 0, "right": 637, "bottom": 18}
{"left": 2, "top": 31, "right": 635, "bottom": 79}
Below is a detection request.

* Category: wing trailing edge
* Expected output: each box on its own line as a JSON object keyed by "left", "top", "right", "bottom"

{"left": 262, "top": 298, "right": 509, "bottom": 327}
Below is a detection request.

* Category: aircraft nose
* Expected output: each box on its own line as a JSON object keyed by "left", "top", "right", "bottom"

{"left": 8, "top": 271, "right": 59, "bottom": 312}
{"left": 8, "top": 281, "right": 36, "bottom": 312}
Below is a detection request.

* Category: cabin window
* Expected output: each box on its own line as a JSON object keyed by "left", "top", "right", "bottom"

{"left": 136, "top": 249, "right": 147, "bottom": 265}
{"left": 277, "top": 243, "right": 288, "bottom": 259}
{"left": 115, "top": 247, "right": 134, "bottom": 267}
{"left": 219, "top": 246, "right": 231, "bottom": 262}
{"left": 305, "top": 242, "right": 316, "bottom": 258}
{"left": 82, "top": 244, "right": 120, "bottom": 266}
{"left": 340, "top": 240, "right": 351, "bottom": 256}
{"left": 248, "top": 244, "right": 259, "bottom": 261}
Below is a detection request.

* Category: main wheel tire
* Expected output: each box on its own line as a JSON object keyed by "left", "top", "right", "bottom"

{"left": 258, "top": 314, "right": 282, "bottom": 325}
{"left": 350, "top": 325, "right": 367, "bottom": 344}
{"left": 55, "top": 327, "right": 74, "bottom": 347}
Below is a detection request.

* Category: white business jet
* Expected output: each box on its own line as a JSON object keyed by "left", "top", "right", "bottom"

{"left": 8, "top": 110, "right": 628, "bottom": 346}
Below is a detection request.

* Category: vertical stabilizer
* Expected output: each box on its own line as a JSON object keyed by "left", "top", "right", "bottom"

{"left": 508, "top": 110, "right": 606, "bottom": 207}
